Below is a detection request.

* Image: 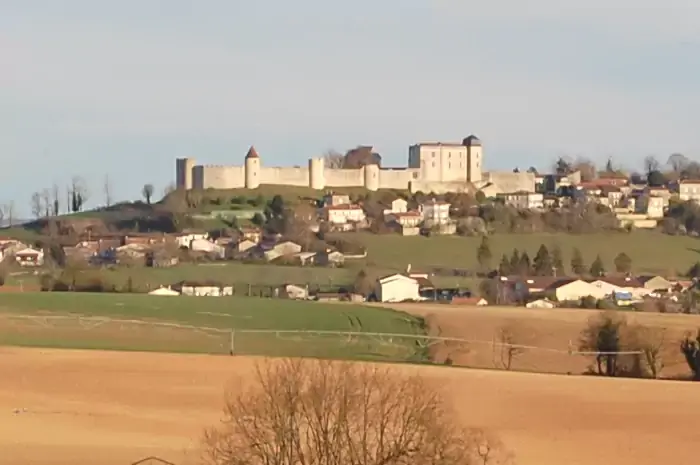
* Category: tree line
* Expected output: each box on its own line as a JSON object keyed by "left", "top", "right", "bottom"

{"left": 476, "top": 237, "right": 633, "bottom": 277}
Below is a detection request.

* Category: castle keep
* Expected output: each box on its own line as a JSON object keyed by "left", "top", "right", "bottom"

{"left": 175, "top": 136, "right": 535, "bottom": 194}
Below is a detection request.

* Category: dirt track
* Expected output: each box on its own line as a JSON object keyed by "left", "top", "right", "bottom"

{"left": 0, "top": 347, "right": 698, "bottom": 465}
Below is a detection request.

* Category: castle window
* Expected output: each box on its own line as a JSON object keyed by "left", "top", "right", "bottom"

{"left": 432, "top": 152, "right": 436, "bottom": 157}
{"left": 432, "top": 162, "right": 435, "bottom": 168}
{"left": 448, "top": 163, "right": 451, "bottom": 169}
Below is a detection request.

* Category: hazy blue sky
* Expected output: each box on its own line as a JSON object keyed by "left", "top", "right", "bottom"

{"left": 3, "top": 1, "right": 700, "bottom": 214}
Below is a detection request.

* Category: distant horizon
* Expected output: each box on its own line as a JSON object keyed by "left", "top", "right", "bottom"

{"left": 3, "top": 1, "right": 700, "bottom": 215}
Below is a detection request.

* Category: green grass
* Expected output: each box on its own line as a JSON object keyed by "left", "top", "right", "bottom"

{"left": 0, "top": 293, "right": 429, "bottom": 362}
{"left": 347, "top": 230, "right": 700, "bottom": 275}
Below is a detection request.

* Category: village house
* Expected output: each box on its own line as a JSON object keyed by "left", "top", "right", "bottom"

{"left": 233, "top": 238, "right": 257, "bottom": 254}
{"left": 323, "top": 193, "right": 352, "bottom": 206}
{"left": 638, "top": 275, "right": 675, "bottom": 293}
{"left": 677, "top": 179, "right": 700, "bottom": 202}
{"left": 239, "top": 227, "right": 263, "bottom": 244}
{"left": 262, "top": 240, "right": 303, "bottom": 262}
{"left": 386, "top": 211, "right": 423, "bottom": 228}
{"left": 635, "top": 194, "right": 665, "bottom": 219}
{"left": 325, "top": 204, "right": 366, "bottom": 224}
{"left": 14, "top": 247, "right": 44, "bottom": 267}
{"left": 173, "top": 231, "right": 209, "bottom": 248}
{"left": 383, "top": 198, "right": 408, "bottom": 216}
{"left": 420, "top": 199, "right": 451, "bottom": 225}
{"left": 497, "top": 191, "right": 544, "bottom": 210}
{"left": 190, "top": 238, "right": 226, "bottom": 259}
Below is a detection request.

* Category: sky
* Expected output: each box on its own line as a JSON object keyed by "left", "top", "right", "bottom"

{"left": 3, "top": 0, "right": 700, "bottom": 215}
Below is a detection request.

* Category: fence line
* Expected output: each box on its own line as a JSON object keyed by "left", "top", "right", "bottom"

{"left": 2, "top": 314, "right": 644, "bottom": 356}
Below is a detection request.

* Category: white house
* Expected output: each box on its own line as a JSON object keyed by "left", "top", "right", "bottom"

{"left": 190, "top": 238, "right": 226, "bottom": 259}
{"left": 383, "top": 198, "right": 408, "bottom": 216}
{"left": 420, "top": 200, "right": 451, "bottom": 225}
{"left": 174, "top": 232, "right": 209, "bottom": 248}
{"left": 324, "top": 193, "right": 351, "bottom": 206}
{"left": 385, "top": 211, "right": 422, "bottom": 228}
{"left": 678, "top": 180, "right": 700, "bottom": 202}
{"left": 325, "top": 204, "right": 366, "bottom": 224}
{"left": 375, "top": 274, "right": 420, "bottom": 302}
{"left": 497, "top": 192, "right": 544, "bottom": 210}
{"left": 14, "top": 247, "right": 44, "bottom": 267}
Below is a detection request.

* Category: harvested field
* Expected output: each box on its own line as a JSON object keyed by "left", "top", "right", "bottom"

{"left": 377, "top": 303, "right": 699, "bottom": 378}
{"left": 0, "top": 348, "right": 697, "bottom": 465}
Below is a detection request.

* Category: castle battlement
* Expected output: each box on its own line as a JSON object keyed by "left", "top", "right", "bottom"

{"left": 175, "top": 137, "right": 535, "bottom": 194}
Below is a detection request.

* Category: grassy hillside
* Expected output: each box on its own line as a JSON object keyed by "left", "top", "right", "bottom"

{"left": 0, "top": 293, "right": 428, "bottom": 361}
{"left": 347, "top": 230, "right": 700, "bottom": 275}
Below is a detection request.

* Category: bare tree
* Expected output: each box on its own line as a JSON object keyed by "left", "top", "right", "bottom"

{"left": 70, "top": 176, "right": 89, "bottom": 212}
{"left": 51, "top": 184, "right": 60, "bottom": 216}
{"left": 494, "top": 322, "right": 526, "bottom": 371}
{"left": 323, "top": 149, "right": 344, "bottom": 169}
{"left": 624, "top": 324, "right": 667, "bottom": 379}
{"left": 667, "top": 153, "right": 690, "bottom": 174}
{"left": 142, "top": 183, "right": 154, "bottom": 204}
{"left": 163, "top": 182, "right": 176, "bottom": 198}
{"left": 40, "top": 188, "right": 51, "bottom": 217}
{"left": 30, "top": 192, "right": 42, "bottom": 218}
{"left": 203, "top": 358, "right": 512, "bottom": 465}
{"left": 572, "top": 157, "right": 596, "bottom": 182}
{"left": 643, "top": 155, "right": 660, "bottom": 175}
{"left": 103, "top": 175, "right": 112, "bottom": 207}
{"left": 4, "top": 201, "right": 14, "bottom": 226}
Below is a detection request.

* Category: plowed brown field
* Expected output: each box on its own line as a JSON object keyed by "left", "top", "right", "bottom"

{"left": 0, "top": 347, "right": 697, "bottom": 465}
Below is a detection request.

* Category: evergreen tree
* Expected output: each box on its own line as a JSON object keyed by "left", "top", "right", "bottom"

{"left": 533, "top": 244, "right": 553, "bottom": 276}
{"left": 509, "top": 249, "right": 521, "bottom": 272}
{"left": 590, "top": 254, "right": 606, "bottom": 277}
{"left": 571, "top": 248, "right": 586, "bottom": 276}
{"left": 551, "top": 244, "right": 565, "bottom": 276}
{"left": 498, "top": 254, "right": 511, "bottom": 276}
{"left": 687, "top": 261, "right": 700, "bottom": 279}
{"left": 476, "top": 236, "right": 493, "bottom": 272}
{"left": 518, "top": 252, "right": 531, "bottom": 275}
{"left": 613, "top": 252, "right": 632, "bottom": 274}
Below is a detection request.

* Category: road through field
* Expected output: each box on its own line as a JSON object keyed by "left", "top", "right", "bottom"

{"left": 0, "top": 347, "right": 698, "bottom": 465}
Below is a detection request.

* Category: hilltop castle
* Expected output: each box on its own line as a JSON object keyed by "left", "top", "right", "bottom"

{"left": 175, "top": 136, "right": 535, "bottom": 194}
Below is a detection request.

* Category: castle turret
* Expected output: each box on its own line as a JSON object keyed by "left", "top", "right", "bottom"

{"left": 244, "top": 146, "right": 261, "bottom": 189}
{"left": 462, "top": 135, "right": 483, "bottom": 183}
{"left": 309, "top": 157, "right": 325, "bottom": 190}
{"left": 176, "top": 158, "right": 195, "bottom": 190}
{"left": 364, "top": 163, "right": 380, "bottom": 191}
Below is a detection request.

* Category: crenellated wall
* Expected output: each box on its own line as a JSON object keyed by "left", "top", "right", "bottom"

{"left": 324, "top": 168, "right": 365, "bottom": 187}
{"left": 409, "top": 180, "right": 472, "bottom": 194}
{"left": 259, "top": 167, "right": 309, "bottom": 186}
{"left": 192, "top": 165, "right": 245, "bottom": 189}
{"left": 483, "top": 171, "right": 536, "bottom": 193}
{"left": 378, "top": 169, "right": 417, "bottom": 190}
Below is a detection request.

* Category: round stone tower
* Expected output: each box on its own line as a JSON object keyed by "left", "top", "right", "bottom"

{"left": 244, "top": 145, "right": 261, "bottom": 189}
{"left": 364, "top": 163, "right": 380, "bottom": 191}
{"left": 309, "top": 157, "right": 325, "bottom": 190}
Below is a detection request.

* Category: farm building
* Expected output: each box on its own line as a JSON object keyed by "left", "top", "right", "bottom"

{"left": 375, "top": 274, "right": 421, "bottom": 302}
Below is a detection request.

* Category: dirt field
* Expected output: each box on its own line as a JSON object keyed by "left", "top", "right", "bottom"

{"left": 378, "top": 303, "right": 699, "bottom": 378}
{"left": 0, "top": 347, "right": 698, "bottom": 465}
